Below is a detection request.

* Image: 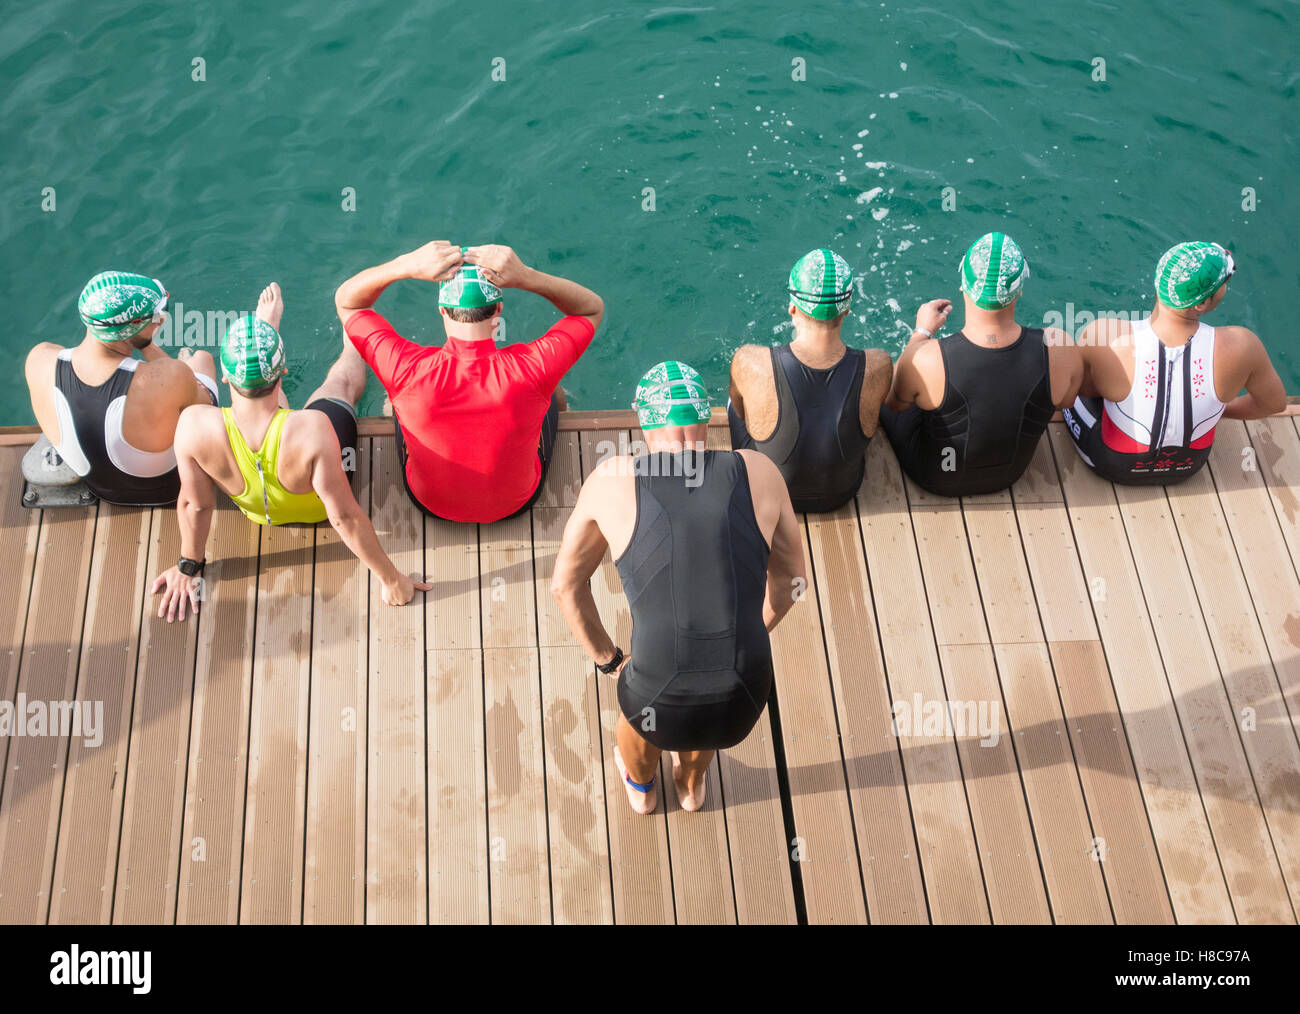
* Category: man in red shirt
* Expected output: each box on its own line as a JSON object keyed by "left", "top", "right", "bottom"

{"left": 335, "top": 241, "right": 604, "bottom": 522}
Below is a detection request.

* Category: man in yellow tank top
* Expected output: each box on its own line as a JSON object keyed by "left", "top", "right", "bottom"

{"left": 151, "top": 283, "right": 430, "bottom": 620}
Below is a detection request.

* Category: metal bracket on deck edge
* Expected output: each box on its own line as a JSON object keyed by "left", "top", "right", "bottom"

{"left": 20, "top": 436, "right": 98, "bottom": 510}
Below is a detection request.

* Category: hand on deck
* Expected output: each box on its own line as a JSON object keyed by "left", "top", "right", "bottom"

{"left": 381, "top": 572, "right": 433, "bottom": 607}
{"left": 151, "top": 567, "right": 201, "bottom": 622}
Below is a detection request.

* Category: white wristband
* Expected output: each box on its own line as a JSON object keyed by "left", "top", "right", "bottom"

{"left": 913, "top": 326, "right": 933, "bottom": 338}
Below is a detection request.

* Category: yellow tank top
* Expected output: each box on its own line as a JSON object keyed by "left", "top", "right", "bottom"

{"left": 223, "top": 408, "right": 327, "bottom": 525}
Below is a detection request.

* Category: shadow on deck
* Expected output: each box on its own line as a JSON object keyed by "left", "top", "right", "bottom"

{"left": 1, "top": 415, "right": 1299, "bottom": 924}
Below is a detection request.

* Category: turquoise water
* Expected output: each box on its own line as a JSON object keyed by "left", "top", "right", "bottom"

{"left": 3, "top": 0, "right": 1296, "bottom": 423}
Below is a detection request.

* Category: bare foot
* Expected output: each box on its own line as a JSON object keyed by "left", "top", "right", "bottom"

{"left": 613, "top": 747, "right": 657, "bottom": 816}
{"left": 255, "top": 282, "right": 284, "bottom": 331}
{"left": 669, "top": 752, "right": 707, "bottom": 812}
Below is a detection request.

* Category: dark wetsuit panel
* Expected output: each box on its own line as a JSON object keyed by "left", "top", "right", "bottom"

{"left": 729, "top": 343, "right": 869, "bottom": 512}
{"left": 615, "top": 450, "right": 773, "bottom": 752}
{"left": 880, "top": 328, "right": 1054, "bottom": 497}
{"left": 53, "top": 355, "right": 180, "bottom": 506}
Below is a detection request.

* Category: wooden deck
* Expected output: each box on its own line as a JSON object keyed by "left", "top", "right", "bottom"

{"left": 1, "top": 415, "right": 1299, "bottom": 924}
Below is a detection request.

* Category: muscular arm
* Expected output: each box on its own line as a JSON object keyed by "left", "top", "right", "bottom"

{"left": 152, "top": 409, "right": 220, "bottom": 621}
{"left": 334, "top": 254, "right": 419, "bottom": 323}
{"left": 1222, "top": 328, "right": 1287, "bottom": 419}
{"left": 307, "top": 423, "right": 406, "bottom": 590}
{"left": 1045, "top": 329, "right": 1084, "bottom": 408}
{"left": 762, "top": 482, "right": 806, "bottom": 632}
{"left": 334, "top": 240, "right": 464, "bottom": 326}
{"left": 176, "top": 433, "right": 218, "bottom": 563}
{"left": 859, "top": 348, "right": 894, "bottom": 436}
{"left": 550, "top": 472, "right": 619, "bottom": 666}
{"left": 738, "top": 451, "right": 807, "bottom": 631}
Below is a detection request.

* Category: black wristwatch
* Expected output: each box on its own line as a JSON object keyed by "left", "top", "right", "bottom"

{"left": 596, "top": 646, "right": 625, "bottom": 675}
{"left": 177, "top": 556, "right": 205, "bottom": 577}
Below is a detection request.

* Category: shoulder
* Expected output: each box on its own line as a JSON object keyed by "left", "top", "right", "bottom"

{"left": 730, "top": 344, "right": 773, "bottom": 383}
{"left": 735, "top": 447, "right": 782, "bottom": 485}
{"left": 24, "top": 342, "right": 62, "bottom": 376}
{"left": 137, "top": 354, "right": 194, "bottom": 388}
{"left": 174, "top": 403, "right": 225, "bottom": 450}
{"left": 862, "top": 347, "right": 894, "bottom": 378}
{"left": 910, "top": 337, "right": 943, "bottom": 371}
{"left": 1078, "top": 316, "right": 1131, "bottom": 352}
{"left": 577, "top": 454, "right": 635, "bottom": 513}
{"left": 1212, "top": 324, "right": 1261, "bottom": 348}
{"left": 282, "top": 406, "right": 337, "bottom": 447}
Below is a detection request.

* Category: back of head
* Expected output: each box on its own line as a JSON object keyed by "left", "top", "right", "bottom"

{"left": 439, "top": 263, "right": 503, "bottom": 325}
{"left": 959, "top": 232, "right": 1029, "bottom": 311}
{"left": 78, "top": 270, "right": 168, "bottom": 346}
{"left": 787, "top": 248, "right": 853, "bottom": 323}
{"left": 221, "top": 314, "right": 287, "bottom": 399}
{"left": 1154, "top": 241, "right": 1233, "bottom": 314}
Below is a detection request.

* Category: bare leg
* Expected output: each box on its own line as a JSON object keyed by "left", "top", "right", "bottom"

{"left": 669, "top": 750, "right": 713, "bottom": 812}
{"left": 250, "top": 284, "right": 291, "bottom": 408}
{"left": 254, "top": 282, "right": 285, "bottom": 330}
{"left": 614, "top": 713, "right": 661, "bottom": 815}
{"left": 177, "top": 347, "right": 217, "bottom": 402}
{"left": 305, "top": 314, "right": 368, "bottom": 409}
{"left": 554, "top": 386, "right": 569, "bottom": 411}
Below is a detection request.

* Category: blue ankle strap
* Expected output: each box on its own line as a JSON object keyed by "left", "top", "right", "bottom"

{"left": 625, "top": 771, "right": 656, "bottom": 794}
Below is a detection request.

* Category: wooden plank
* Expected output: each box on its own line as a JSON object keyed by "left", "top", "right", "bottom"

{"left": 1219, "top": 419, "right": 1300, "bottom": 735}
{"left": 0, "top": 504, "right": 96, "bottom": 924}
{"left": 481, "top": 511, "right": 549, "bottom": 923}
{"left": 1112, "top": 479, "right": 1291, "bottom": 923}
{"left": 1047, "top": 426, "right": 1234, "bottom": 922}
{"left": 1010, "top": 437, "right": 1175, "bottom": 924}
{"left": 0, "top": 446, "right": 40, "bottom": 795}
{"left": 856, "top": 442, "right": 987, "bottom": 923}
{"left": 239, "top": 521, "right": 313, "bottom": 923}
{"left": 114, "top": 508, "right": 200, "bottom": 923}
{"left": 303, "top": 439, "right": 371, "bottom": 924}
{"left": 1163, "top": 457, "right": 1300, "bottom": 919}
{"left": 962, "top": 488, "right": 1112, "bottom": 923}
{"left": 704, "top": 426, "right": 794, "bottom": 925}
{"left": 907, "top": 488, "right": 1050, "bottom": 923}
{"left": 49, "top": 504, "right": 150, "bottom": 924}
{"left": 176, "top": 499, "right": 260, "bottom": 924}
{"left": 806, "top": 499, "right": 927, "bottom": 923}
{"left": 630, "top": 425, "right": 740, "bottom": 924}
{"left": 366, "top": 437, "right": 427, "bottom": 923}
{"left": 533, "top": 432, "right": 614, "bottom": 924}
{"left": 766, "top": 510, "right": 865, "bottom": 924}
{"left": 578, "top": 430, "right": 674, "bottom": 923}
{"left": 426, "top": 510, "right": 488, "bottom": 923}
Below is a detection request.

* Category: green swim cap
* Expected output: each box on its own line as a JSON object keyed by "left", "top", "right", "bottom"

{"left": 78, "top": 271, "right": 168, "bottom": 342}
{"left": 438, "top": 260, "right": 503, "bottom": 309}
{"left": 221, "top": 315, "right": 287, "bottom": 391}
{"left": 633, "top": 361, "right": 712, "bottom": 430}
{"left": 959, "top": 233, "right": 1029, "bottom": 309}
{"left": 788, "top": 248, "right": 854, "bottom": 320}
{"left": 1154, "top": 242, "right": 1233, "bottom": 309}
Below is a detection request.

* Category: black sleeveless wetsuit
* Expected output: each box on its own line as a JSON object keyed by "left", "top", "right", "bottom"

{"left": 615, "top": 450, "right": 773, "bottom": 752}
{"left": 53, "top": 354, "right": 181, "bottom": 506}
{"left": 879, "top": 328, "right": 1055, "bottom": 497}
{"left": 728, "top": 343, "right": 869, "bottom": 512}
